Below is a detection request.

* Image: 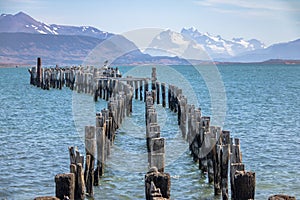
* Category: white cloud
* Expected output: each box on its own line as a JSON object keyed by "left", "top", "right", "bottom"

{"left": 194, "top": 0, "right": 300, "bottom": 12}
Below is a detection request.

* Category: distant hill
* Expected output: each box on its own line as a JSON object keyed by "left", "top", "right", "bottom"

{"left": 0, "top": 32, "right": 104, "bottom": 65}
{"left": 227, "top": 39, "right": 300, "bottom": 62}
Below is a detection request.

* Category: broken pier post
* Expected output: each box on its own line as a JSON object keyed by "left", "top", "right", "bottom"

{"left": 55, "top": 173, "right": 75, "bottom": 200}
{"left": 145, "top": 167, "right": 171, "bottom": 200}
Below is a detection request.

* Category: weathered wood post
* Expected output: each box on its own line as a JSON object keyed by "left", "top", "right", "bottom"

{"left": 178, "top": 96, "right": 187, "bottom": 138}
{"left": 207, "top": 126, "right": 217, "bottom": 183}
{"left": 139, "top": 80, "right": 143, "bottom": 101}
{"left": 156, "top": 81, "right": 160, "bottom": 104}
{"left": 84, "top": 73, "right": 88, "bottom": 93}
{"left": 161, "top": 83, "right": 166, "bottom": 107}
{"left": 55, "top": 173, "right": 75, "bottom": 200}
{"left": 151, "top": 90, "right": 156, "bottom": 105}
{"left": 230, "top": 163, "right": 244, "bottom": 199}
{"left": 230, "top": 138, "right": 242, "bottom": 164}
{"left": 169, "top": 85, "right": 174, "bottom": 111}
{"left": 94, "top": 114, "right": 106, "bottom": 185}
{"left": 94, "top": 79, "right": 98, "bottom": 102}
{"left": 134, "top": 80, "right": 139, "bottom": 100}
{"left": 29, "top": 67, "right": 36, "bottom": 85}
{"left": 69, "top": 163, "right": 85, "bottom": 200}
{"left": 145, "top": 167, "right": 171, "bottom": 200}
{"left": 149, "top": 137, "right": 165, "bottom": 173}
{"left": 69, "top": 68, "right": 74, "bottom": 90}
{"left": 221, "top": 144, "right": 229, "bottom": 200}
{"left": 109, "top": 77, "right": 114, "bottom": 98}
{"left": 99, "top": 79, "right": 103, "bottom": 99}
{"left": 151, "top": 67, "right": 157, "bottom": 92}
{"left": 106, "top": 79, "right": 110, "bottom": 101}
{"left": 221, "top": 130, "right": 230, "bottom": 200}
{"left": 199, "top": 131, "right": 208, "bottom": 171}
{"left": 84, "top": 126, "right": 96, "bottom": 197}
{"left": 230, "top": 137, "right": 243, "bottom": 199}
{"left": 168, "top": 84, "right": 171, "bottom": 109}
{"left": 36, "top": 57, "right": 42, "bottom": 87}
{"left": 102, "top": 110, "right": 111, "bottom": 158}
{"left": 233, "top": 171, "right": 255, "bottom": 200}
{"left": 112, "top": 79, "right": 118, "bottom": 97}
{"left": 144, "top": 79, "right": 149, "bottom": 102}
{"left": 212, "top": 126, "right": 222, "bottom": 195}
{"left": 58, "top": 68, "right": 63, "bottom": 90}
{"left": 175, "top": 88, "right": 181, "bottom": 113}
{"left": 45, "top": 68, "right": 50, "bottom": 90}
{"left": 68, "top": 146, "right": 85, "bottom": 200}
{"left": 268, "top": 195, "right": 296, "bottom": 200}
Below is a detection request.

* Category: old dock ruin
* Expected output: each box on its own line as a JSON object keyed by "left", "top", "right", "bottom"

{"left": 29, "top": 57, "right": 295, "bottom": 200}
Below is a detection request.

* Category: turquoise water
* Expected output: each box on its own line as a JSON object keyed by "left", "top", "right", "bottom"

{"left": 0, "top": 64, "right": 299, "bottom": 199}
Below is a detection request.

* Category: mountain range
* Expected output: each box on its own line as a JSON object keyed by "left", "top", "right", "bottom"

{"left": 0, "top": 12, "right": 299, "bottom": 66}
{"left": 0, "top": 12, "right": 112, "bottom": 40}
{"left": 181, "top": 27, "right": 265, "bottom": 58}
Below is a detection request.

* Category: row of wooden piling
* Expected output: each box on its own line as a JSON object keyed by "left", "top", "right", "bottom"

{"left": 137, "top": 66, "right": 258, "bottom": 200}
{"left": 144, "top": 91, "right": 171, "bottom": 200}
{"left": 62, "top": 77, "right": 134, "bottom": 199}
{"left": 28, "top": 57, "right": 121, "bottom": 92}
{"left": 31, "top": 58, "right": 136, "bottom": 199}
{"left": 30, "top": 58, "right": 295, "bottom": 200}
{"left": 31, "top": 61, "right": 251, "bottom": 199}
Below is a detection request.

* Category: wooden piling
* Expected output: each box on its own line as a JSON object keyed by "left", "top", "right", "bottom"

{"left": 161, "top": 83, "right": 166, "bottom": 107}
{"left": 95, "top": 125, "right": 105, "bottom": 184}
{"left": 145, "top": 167, "right": 170, "bottom": 200}
{"left": 84, "top": 126, "right": 96, "bottom": 197}
{"left": 230, "top": 138, "right": 242, "bottom": 164}
{"left": 233, "top": 171, "right": 255, "bottom": 200}
{"left": 230, "top": 163, "right": 244, "bottom": 199}
{"left": 156, "top": 81, "right": 160, "bottom": 104}
{"left": 168, "top": 85, "right": 171, "bottom": 109}
{"left": 152, "top": 67, "right": 157, "bottom": 89}
{"left": 36, "top": 57, "right": 42, "bottom": 87}
{"left": 151, "top": 90, "right": 156, "bottom": 104}
{"left": 55, "top": 173, "right": 75, "bottom": 200}
{"left": 144, "top": 79, "right": 149, "bottom": 102}
{"left": 213, "top": 144, "right": 222, "bottom": 195}
{"left": 207, "top": 127, "right": 217, "bottom": 183}
{"left": 139, "top": 80, "right": 143, "bottom": 101}
{"left": 268, "top": 195, "right": 297, "bottom": 200}
{"left": 147, "top": 124, "right": 160, "bottom": 160}
{"left": 221, "top": 144, "right": 229, "bottom": 200}
{"left": 68, "top": 146, "right": 85, "bottom": 200}
{"left": 149, "top": 137, "right": 165, "bottom": 172}
{"left": 135, "top": 80, "right": 139, "bottom": 100}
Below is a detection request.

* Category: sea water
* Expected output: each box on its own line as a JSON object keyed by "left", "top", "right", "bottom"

{"left": 0, "top": 64, "right": 299, "bottom": 199}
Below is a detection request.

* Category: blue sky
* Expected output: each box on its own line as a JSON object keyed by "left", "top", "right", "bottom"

{"left": 1, "top": 0, "right": 300, "bottom": 46}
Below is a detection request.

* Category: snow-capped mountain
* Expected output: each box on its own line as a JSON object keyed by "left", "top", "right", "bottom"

{"left": 146, "top": 29, "right": 209, "bottom": 60}
{"left": 145, "top": 28, "right": 266, "bottom": 60}
{"left": 0, "top": 12, "right": 113, "bottom": 39}
{"left": 181, "top": 27, "right": 265, "bottom": 59}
